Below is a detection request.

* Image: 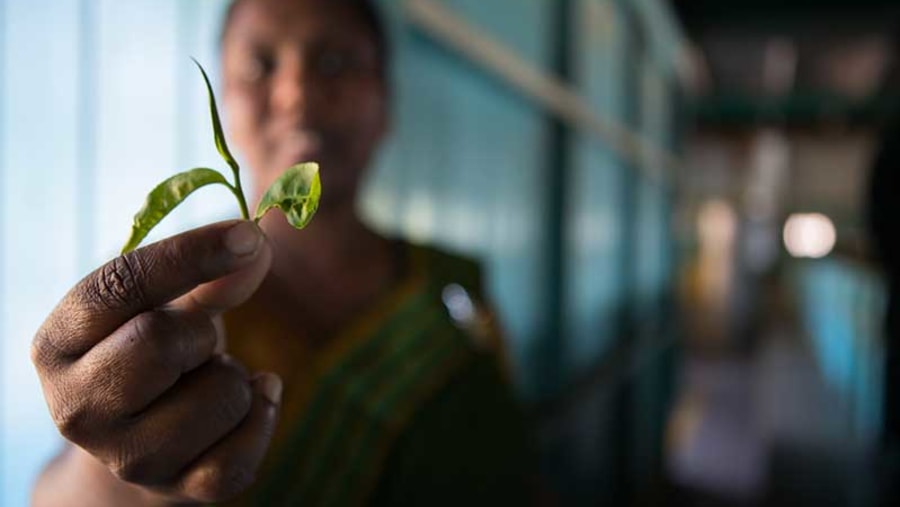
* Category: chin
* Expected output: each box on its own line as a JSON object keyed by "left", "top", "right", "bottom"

{"left": 319, "top": 166, "right": 364, "bottom": 199}
{"left": 317, "top": 187, "right": 357, "bottom": 214}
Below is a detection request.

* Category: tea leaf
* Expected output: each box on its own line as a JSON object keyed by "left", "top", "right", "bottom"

{"left": 255, "top": 162, "right": 321, "bottom": 229}
{"left": 191, "top": 58, "right": 250, "bottom": 219}
{"left": 121, "top": 168, "right": 231, "bottom": 254}
{"left": 120, "top": 62, "right": 320, "bottom": 256}
{"left": 192, "top": 58, "right": 238, "bottom": 173}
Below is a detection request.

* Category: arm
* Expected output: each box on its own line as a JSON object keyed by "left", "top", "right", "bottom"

{"left": 33, "top": 445, "right": 172, "bottom": 507}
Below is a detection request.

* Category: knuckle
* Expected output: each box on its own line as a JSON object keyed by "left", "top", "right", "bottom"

{"left": 188, "top": 463, "right": 256, "bottom": 503}
{"left": 130, "top": 312, "right": 175, "bottom": 362}
{"left": 52, "top": 400, "right": 92, "bottom": 442}
{"left": 130, "top": 310, "right": 214, "bottom": 374}
{"left": 31, "top": 322, "right": 75, "bottom": 370}
{"left": 107, "top": 433, "right": 167, "bottom": 486}
{"left": 92, "top": 255, "right": 148, "bottom": 310}
{"left": 109, "top": 452, "right": 152, "bottom": 485}
{"left": 30, "top": 338, "right": 46, "bottom": 368}
{"left": 30, "top": 331, "right": 53, "bottom": 370}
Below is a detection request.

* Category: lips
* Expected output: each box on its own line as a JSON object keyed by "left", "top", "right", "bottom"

{"left": 280, "top": 130, "right": 324, "bottom": 165}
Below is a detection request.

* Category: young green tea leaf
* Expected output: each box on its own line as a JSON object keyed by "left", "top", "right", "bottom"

{"left": 192, "top": 58, "right": 238, "bottom": 173}
{"left": 121, "top": 168, "right": 231, "bottom": 254}
{"left": 255, "top": 162, "right": 321, "bottom": 229}
{"left": 192, "top": 58, "right": 250, "bottom": 219}
{"left": 121, "top": 61, "right": 320, "bottom": 256}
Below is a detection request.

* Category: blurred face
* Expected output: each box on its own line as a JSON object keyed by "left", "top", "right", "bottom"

{"left": 221, "top": 0, "right": 387, "bottom": 210}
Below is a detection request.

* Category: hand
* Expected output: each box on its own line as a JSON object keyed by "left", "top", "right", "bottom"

{"left": 32, "top": 220, "right": 279, "bottom": 503}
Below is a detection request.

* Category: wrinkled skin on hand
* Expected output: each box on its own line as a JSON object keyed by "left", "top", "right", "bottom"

{"left": 32, "top": 220, "right": 282, "bottom": 503}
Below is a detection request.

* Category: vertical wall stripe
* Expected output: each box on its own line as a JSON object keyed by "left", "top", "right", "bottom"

{"left": 617, "top": 0, "right": 643, "bottom": 354}
{"left": 666, "top": 81, "right": 685, "bottom": 294}
{"left": 0, "top": 0, "right": 7, "bottom": 483}
{"left": 175, "top": 0, "right": 197, "bottom": 172}
{"left": 77, "top": 0, "right": 98, "bottom": 271}
{"left": 536, "top": 0, "right": 572, "bottom": 399}
{"left": 611, "top": 2, "right": 646, "bottom": 503}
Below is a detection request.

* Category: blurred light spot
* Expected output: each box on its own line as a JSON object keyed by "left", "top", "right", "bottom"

{"left": 696, "top": 199, "right": 737, "bottom": 305}
{"left": 698, "top": 199, "right": 737, "bottom": 254}
{"left": 442, "top": 283, "right": 475, "bottom": 324}
{"left": 404, "top": 191, "right": 434, "bottom": 243}
{"left": 783, "top": 213, "right": 836, "bottom": 259}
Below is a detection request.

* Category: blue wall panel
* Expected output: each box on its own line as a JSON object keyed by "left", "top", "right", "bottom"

{"left": 564, "top": 0, "right": 630, "bottom": 379}
{"left": 363, "top": 0, "right": 555, "bottom": 397}
{"left": 2, "top": 1, "right": 83, "bottom": 502}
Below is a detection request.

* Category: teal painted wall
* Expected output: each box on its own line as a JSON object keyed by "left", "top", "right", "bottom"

{"left": 794, "top": 259, "right": 887, "bottom": 443}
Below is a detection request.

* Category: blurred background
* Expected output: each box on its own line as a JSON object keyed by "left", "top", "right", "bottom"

{"left": 1, "top": 0, "right": 899, "bottom": 505}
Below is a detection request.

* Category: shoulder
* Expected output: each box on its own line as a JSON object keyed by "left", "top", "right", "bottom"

{"left": 410, "top": 243, "right": 484, "bottom": 296}
{"left": 406, "top": 241, "right": 510, "bottom": 359}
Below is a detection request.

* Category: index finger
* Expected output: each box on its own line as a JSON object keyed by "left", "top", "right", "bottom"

{"left": 34, "top": 220, "right": 265, "bottom": 361}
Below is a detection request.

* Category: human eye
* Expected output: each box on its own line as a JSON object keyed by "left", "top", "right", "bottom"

{"left": 312, "top": 47, "right": 351, "bottom": 79}
{"left": 238, "top": 49, "right": 276, "bottom": 84}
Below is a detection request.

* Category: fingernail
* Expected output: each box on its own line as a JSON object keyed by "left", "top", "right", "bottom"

{"left": 255, "top": 373, "right": 283, "bottom": 405}
{"left": 225, "top": 221, "right": 262, "bottom": 257}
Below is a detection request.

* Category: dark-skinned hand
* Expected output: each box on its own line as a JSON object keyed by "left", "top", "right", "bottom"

{"left": 32, "top": 220, "right": 280, "bottom": 503}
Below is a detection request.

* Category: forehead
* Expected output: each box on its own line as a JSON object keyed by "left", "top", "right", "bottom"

{"left": 225, "top": 0, "right": 376, "bottom": 49}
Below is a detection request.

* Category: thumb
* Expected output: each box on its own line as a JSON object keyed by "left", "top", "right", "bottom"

{"left": 171, "top": 221, "right": 273, "bottom": 315}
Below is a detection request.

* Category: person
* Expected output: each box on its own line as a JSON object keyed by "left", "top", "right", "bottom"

{"left": 30, "top": 0, "right": 532, "bottom": 505}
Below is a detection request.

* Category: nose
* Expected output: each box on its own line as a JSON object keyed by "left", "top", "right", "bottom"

{"left": 270, "top": 53, "right": 319, "bottom": 117}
